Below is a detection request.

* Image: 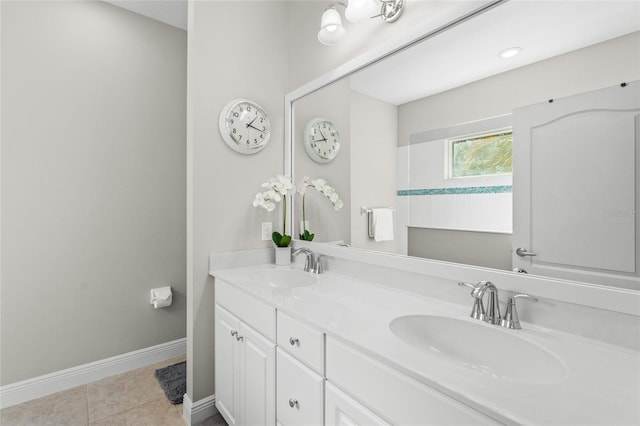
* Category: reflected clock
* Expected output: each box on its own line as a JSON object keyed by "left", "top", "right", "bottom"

{"left": 219, "top": 99, "right": 271, "bottom": 154}
{"left": 303, "top": 117, "right": 341, "bottom": 163}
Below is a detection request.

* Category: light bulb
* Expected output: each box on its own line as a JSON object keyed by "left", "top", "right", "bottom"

{"left": 499, "top": 47, "right": 522, "bottom": 59}
{"left": 345, "top": 0, "right": 377, "bottom": 23}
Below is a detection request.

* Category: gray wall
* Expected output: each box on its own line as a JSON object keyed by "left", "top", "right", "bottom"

{"left": 293, "top": 79, "right": 351, "bottom": 243}
{"left": 350, "top": 91, "right": 399, "bottom": 252}
{"left": 187, "top": 1, "right": 288, "bottom": 402}
{"left": 1, "top": 1, "right": 187, "bottom": 385}
{"left": 408, "top": 228, "right": 512, "bottom": 270}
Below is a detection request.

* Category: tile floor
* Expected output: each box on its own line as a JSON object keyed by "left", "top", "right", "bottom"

{"left": 0, "top": 356, "right": 227, "bottom": 426}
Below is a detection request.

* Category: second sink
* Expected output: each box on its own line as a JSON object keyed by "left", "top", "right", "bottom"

{"left": 389, "top": 315, "right": 567, "bottom": 383}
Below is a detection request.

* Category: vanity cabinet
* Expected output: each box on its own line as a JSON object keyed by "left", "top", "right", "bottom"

{"left": 325, "top": 382, "right": 390, "bottom": 426}
{"left": 214, "top": 277, "right": 499, "bottom": 426}
{"left": 326, "top": 337, "right": 500, "bottom": 425}
{"left": 215, "top": 281, "right": 276, "bottom": 426}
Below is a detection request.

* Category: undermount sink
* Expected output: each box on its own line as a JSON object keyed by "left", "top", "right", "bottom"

{"left": 389, "top": 315, "right": 567, "bottom": 383}
{"left": 250, "top": 269, "right": 318, "bottom": 289}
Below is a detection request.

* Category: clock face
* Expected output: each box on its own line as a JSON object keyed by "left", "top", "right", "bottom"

{"left": 219, "top": 99, "right": 271, "bottom": 154}
{"left": 304, "top": 118, "right": 340, "bottom": 163}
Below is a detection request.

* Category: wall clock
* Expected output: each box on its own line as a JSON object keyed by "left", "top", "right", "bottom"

{"left": 303, "top": 117, "right": 341, "bottom": 163}
{"left": 219, "top": 99, "right": 271, "bottom": 154}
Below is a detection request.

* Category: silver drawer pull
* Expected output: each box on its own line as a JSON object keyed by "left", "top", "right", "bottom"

{"left": 235, "top": 335, "right": 243, "bottom": 342}
{"left": 288, "top": 398, "right": 298, "bottom": 408}
{"left": 289, "top": 337, "right": 299, "bottom": 346}
{"left": 230, "top": 330, "right": 237, "bottom": 337}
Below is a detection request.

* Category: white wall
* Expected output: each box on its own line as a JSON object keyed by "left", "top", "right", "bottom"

{"left": 1, "top": 1, "right": 187, "bottom": 385}
{"left": 187, "top": 1, "right": 288, "bottom": 402}
{"left": 402, "top": 137, "right": 512, "bottom": 233}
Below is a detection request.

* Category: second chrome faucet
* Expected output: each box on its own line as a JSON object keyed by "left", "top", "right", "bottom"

{"left": 292, "top": 247, "right": 324, "bottom": 274}
{"left": 458, "top": 281, "right": 537, "bottom": 330}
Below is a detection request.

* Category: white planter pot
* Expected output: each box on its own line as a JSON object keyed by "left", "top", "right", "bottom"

{"left": 274, "top": 246, "right": 291, "bottom": 265}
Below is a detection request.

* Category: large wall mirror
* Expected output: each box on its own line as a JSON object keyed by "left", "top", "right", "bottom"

{"left": 288, "top": 0, "right": 640, "bottom": 290}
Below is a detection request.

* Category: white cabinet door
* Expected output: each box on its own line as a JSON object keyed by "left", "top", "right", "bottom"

{"left": 215, "top": 303, "right": 276, "bottom": 426}
{"left": 513, "top": 81, "right": 640, "bottom": 288}
{"left": 276, "top": 348, "right": 324, "bottom": 426}
{"left": 325, "top": 382, "right": 390, "bottom": 426}
{"left": 215, "top": 304, "right": 241, "bottom": 426}
{"left": 239, "top": 321, "right": 276, "bottom": 426}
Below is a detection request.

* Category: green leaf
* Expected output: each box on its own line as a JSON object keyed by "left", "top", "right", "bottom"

{"left": 279, "top": 234, "right": 291, "bottom": 247}
{"left": 298, "top": 230, "right": 315, "bottom": 241}
{"left": 272, "top": 231, "right": 291, "bottom": 247}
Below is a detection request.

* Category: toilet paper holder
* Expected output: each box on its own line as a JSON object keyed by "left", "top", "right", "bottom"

{"left": 150, "top": 286, "right": 173, "bottom": 309}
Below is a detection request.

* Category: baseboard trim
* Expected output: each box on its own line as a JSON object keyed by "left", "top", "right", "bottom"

{"left": 182, "top": 393, "right": 217, "bottom": 425}
{"left": 0, "top": 338, "right": 186, "bottom": 409}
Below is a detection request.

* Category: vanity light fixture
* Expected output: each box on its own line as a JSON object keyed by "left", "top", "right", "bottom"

{"left": 345, "top": 0, "right": 378, "bottom": 22}
{"left": 318, "top": 6, "right": 347, "bottom": 46}
{"left": 498, "top": 47, "right": 522, "bottom": 59}
{"left": 318, "top": 0, "right": 405, "bottom": 46}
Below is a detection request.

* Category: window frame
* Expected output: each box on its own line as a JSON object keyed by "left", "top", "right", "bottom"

{"left": 446, "top": 127, "right": 513, "bottom": 180}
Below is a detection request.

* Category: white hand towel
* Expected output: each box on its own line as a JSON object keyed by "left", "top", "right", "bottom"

{"left": 372, "top": 208, "right": 394, "bottom": 242}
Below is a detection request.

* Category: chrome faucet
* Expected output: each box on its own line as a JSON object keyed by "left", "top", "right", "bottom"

{"left": 292, "top": 247, "right": 324, "bottom": 274}
{"left": 458, "top": 281, "right": 537, "bottom": 330}
{"left": 471, "top": 281, "right": 501, "bottom": 325}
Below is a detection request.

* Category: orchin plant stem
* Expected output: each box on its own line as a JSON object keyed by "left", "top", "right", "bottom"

{"left": 302, "top": 194, "right": 307, "bottom": 233}
{"left": 282, "top": 195, "right": 287, "bottom": 235}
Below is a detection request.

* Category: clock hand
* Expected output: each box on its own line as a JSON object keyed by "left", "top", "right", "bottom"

{"left": 248, "top": 123, "right": 266, "bottom": 133}
{"left": 245, "top": 116, "right": 258, "bottom": 128}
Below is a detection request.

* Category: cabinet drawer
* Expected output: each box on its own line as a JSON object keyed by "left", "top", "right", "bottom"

{"left": 325, "top": 382, "right": 390, "bottom": 426}
{"left": 277, "top": 311, "right": 324, "bottom": 374}
{"left": 276, "top": 348, "right": 324, "bottom": 426}
{"left": 326, "top": 337, "right": 500, "bottom": 425}
{"left": 216, "top": 280, "right": 276, "bottom": 341}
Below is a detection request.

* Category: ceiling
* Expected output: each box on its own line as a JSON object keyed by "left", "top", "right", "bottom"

{"left": 103, "top": 0, "right": 187, "bottom": 30}
{"left": 350, "top": 0, "right": 640, "bottom": 105}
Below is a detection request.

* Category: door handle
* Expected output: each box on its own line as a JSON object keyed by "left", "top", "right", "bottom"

{"left": 516, "top": 247, "right": 537, "bottom": 257}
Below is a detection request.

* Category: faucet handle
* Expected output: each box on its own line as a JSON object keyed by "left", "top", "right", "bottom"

{"left": 313, "top": 254, "right": 324, "bottom": 274}
{"left": 458, "top": 282, "right": 485, "bottom": 320}
{"left": 457, "top": 281, "right": 475, "bottom": 289}
{"left": 500, "top": 293, "right": 538, "bottom": 330}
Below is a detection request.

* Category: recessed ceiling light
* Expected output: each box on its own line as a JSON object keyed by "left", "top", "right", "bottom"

{"left": 499, "top": 47, "right": 522, "bottom": 59}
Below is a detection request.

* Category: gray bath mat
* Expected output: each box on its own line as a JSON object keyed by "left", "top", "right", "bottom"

{"left": 154, "top": 361, "right": 186, "bottom": 404}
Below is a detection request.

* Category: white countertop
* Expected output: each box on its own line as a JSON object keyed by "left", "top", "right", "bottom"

{"left": 211, "top": 263, "right": 640, "bottom": 425}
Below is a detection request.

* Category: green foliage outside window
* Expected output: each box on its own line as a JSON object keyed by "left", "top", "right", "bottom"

{"left": 451, "top": 131, "right": 513, "bottom": 177}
